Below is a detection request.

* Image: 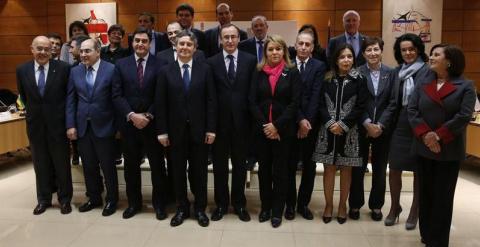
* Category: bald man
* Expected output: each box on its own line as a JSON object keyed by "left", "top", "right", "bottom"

{"left": 326, "top": 10, "right": 367, "bottom": 66}
{"left": 17, "top": 36, "right": 73, "bottom": 215}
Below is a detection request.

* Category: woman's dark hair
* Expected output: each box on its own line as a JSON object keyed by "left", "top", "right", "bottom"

{"left": 68, "top": 21, "right": 89, "bottom": 38}
{"left": 329, "top": 43, "right": 356, "bottom": 74}
{"left": 361, "top": 36, "right": 384, "bottom": 53}
{"left": 393, "top": 33, "right": 428, "bottom": 65}
{"left": 430, "top": 43, "right": 465, "bottom": 78}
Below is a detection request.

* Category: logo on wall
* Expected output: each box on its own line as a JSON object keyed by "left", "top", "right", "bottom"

{"left": 391, "top": 8, "right": 432, "bottom": 43}
{"left": 65, "top": 3, "right": 116, "bottom": 45}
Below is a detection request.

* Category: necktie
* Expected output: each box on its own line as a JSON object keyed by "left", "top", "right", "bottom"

{"left": 300, "top": 61, "right": 305, "bottom": 74}
{"left": 38, "top": 65, "right": 46, "bottom": 96}
{"left": 257, "top": 40, "right": 263, "bottom": 62}
{"left": 348, "top": 36, "right": 359, "bottom": 56}
{"left": 227, "top": 54, "right": 235, "bottom": 82}
{"left": 86, "top": 66, "right": 94, "bottom": 96}
{"left": 182, "top": 63, "right": 190, "bottom": 92}
{"left": 137, "top": 58, "right": 144, "bottom": 88}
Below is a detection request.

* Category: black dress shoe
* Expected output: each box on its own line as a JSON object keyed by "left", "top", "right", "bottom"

{"left": 155, "top": 208, "right": 167, "bottom": 220}
{"left": 60, "top": 203, "right": 72, "bottom": 214}
{"left": 195, "top": 211, "right": 210, "bottom": 227}
{"left": 78, "top": 201, "right": 102, "bottom": 213}
{"left": 211, "top": 207, "right": 227, "bottom": 221}
{"left": 297, "top": 206, "right": 314, "bottom": 220}
{"left": 102, "top": 202, "right": 117, "bottom": 217}
{"left": 234, "top": 207, "right": 251, "bottom": 222}
{"left": 170, "top": 210, "right": 190, "bottom": 227}
{"left": 122, "top": 206, "right": 141, "bottom": 219}
{"left": 33, "top": 203, "right": 52, "bottom": 215}
{"left": 271, "top": 217, "right": 282, "bottom": 228}
{"left": 348, "top": 208, "right": 360, "bottom": 220}
{"left": 258, "top": 210, "right": 271, "bottom": 222}
{"left": 370, "top": 210, "right": 383, "bottom": 221}
{"left": 337, "top": 216, "right": 347, "bottom": 224}
{"left": 284, "top": 206, "right": 295, "bottom": 220}
{"left": 322, "top": 216, "right": 332, "bottom": 224}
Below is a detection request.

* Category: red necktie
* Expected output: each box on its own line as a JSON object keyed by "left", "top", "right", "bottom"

{"left": 137, "top": 58, "right": 144, "bottom": 88}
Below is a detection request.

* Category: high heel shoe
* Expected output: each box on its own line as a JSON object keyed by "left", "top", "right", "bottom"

{"left": 405, "top": 215, "right": 418, "bottom": 230}
{"left": 337, "top": 216, "right": 347, "bottom": 224}
{"left": 322, "top": 215, "right": 332, "bottom": 224}
{"left": 384, "top": 206, "right": 402, "bottom": 226}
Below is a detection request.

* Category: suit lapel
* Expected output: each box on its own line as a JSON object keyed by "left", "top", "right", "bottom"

{"left": 365, "top": 69, "right": 375, "bottom": 95}
{"left": 216, "top": 54, "right": 231, "bottom": 88}
{"left": 128, "top": 56, "right": 141, "bottom": 93}
{"left": 43, "top": 60, "right": 57, "bottom": 97}
{"left": 143, "top": 55, "right": 155, "bottom": 89}
{"left": 26, "top": 61, "right": 41, "bottom": 99}
{"left": 377, "top": 66, "right": 389, "bottom": 96}
{"left": 303, "top": 59, "right": 313, "bottom": 81}
{"left": 90, "top": 61, "right": 104, "bottom": 99}
{"left": 423, "top": 79, "right": 457, "bottom": 106}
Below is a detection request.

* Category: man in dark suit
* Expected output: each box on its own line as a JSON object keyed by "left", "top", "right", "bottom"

{"left": 128, "top": 12, "right": 170, "bottom": 56}
{"left": 326, "top": 10, "right": 367, "bottom": 66}
{"left": 238, "top": 15, "right": 269, "bottom": 63}
{"left": 285, "top": 32, "right": 326, "bottom": 221}
{"left": 17, "top": 36, "right": 73, "bottom": 215}
{"left": 112, "top": 28, "right": 168, "bottom": 220}
{"left": 176, "top": 3, "right": 206, "bottom": 51}
{"left": 157, "top": 21, "right": 205, "bottom": 64}
{"left": 349, "top": 37, "right": 395, "bottom": 221}
{"left": 207, "top": 24, "right": 256, "bottom": 222}
{"left": 156, "top": 30, "right": 217, "bottom": 227}
{"left": 66, "top": 38, "right": 119, "bottom": 216}
{"left": 204, "top": 3, "right": 248, "bottom": 57}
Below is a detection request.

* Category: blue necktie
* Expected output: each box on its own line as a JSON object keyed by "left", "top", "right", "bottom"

{"left": 257, "top": 40, "right": 263, "bottom": 62}
{"left": 38, "top": 65, "right": 46, "bottom": 97}
{"left": 300, "top": 61, "right": 305, "bottom": 74}
{"left": 182, "top": 64, "right": 190, "bottom": 92}
{"left": 227, "top": 54, "right": 235, "bottom": 82}
{"left": 86, "top": 66, "right": 94, "bottom": 96}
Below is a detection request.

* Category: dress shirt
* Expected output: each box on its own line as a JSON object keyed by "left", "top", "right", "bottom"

{"left": 134, "top": 53, "right": 149, "bottom": 76}
{"left": 223, "top": 49, "right": 238, "bottom": 72}
{"left": 34, "top": 61, "right": 49, "bottom": 85}
{"left": 345, "top": 32, "right": 360, "bottom": 56}
{"left": 296, "top": 57, "right": 309, "bottom": 72}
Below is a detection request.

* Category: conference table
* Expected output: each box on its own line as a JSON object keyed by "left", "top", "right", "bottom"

{"left": 0, "top": 112, "right": 29, "bottom": 154}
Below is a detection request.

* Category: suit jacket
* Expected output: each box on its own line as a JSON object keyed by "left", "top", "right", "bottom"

{"left": 206, "top": 50, "right": 257, "bottom": 135}
{"left": 191, "top": 28, "right": 206, "bottom": 52}
{"left": 295, "top": 58, "right": 326, "bottom": 125}
{"left": 112, "top": 54, "right": 160, "bottom": 131}
{"left": 16, "top": 59, "right": 70, "bottom": 142}
{"left": 378, "top": 63, "right": 435, "bottom": 130}
{"left": 66, "top": 60, "right": 116, "bottom": 138}
{"left": 156, "top": 47, "right": 205, "bottom": 65}
{"left": 357, "top": 64, "right": 395, "bottom": 128}
{"left": 249, "top": 66, "right": 302, "bottom": 138}
{"left": 238, "top": 38, "right": 258, "bottom": 60}
{"left": 204, "top": 26, "right": 248, "bottom": 58}
{"left": 327, "top": 33, "right": 367, "bottom": 66}
{"left": 408, "top": 76, "right": 476, "bottom": 161}
{"left": 155, "top": 60, "right": 217, "bottom": 144}
{"left": 128, "top": 31, "right": 170, "bottom": 55}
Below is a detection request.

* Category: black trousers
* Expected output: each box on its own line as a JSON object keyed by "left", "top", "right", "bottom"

{"left": 77, "top": 124, "right": 118, "bottom": 204}
{"left": 418, "top": 157, "right": 460, "bottom": 247}
{"left": 349, "top": 132, "right": 389, "bottom": 210}
{"left": 30, "top": 131, "right": 72, "bottom": 205}
{"left": 170, "top": 123, "right": 209, "bottom": 212}
{"left": 122, "top": 122, "right": 167, "bottom": 209}
{"left": 256, "top": 135, "right": 290, "bottom": 218}
{"left": 212, "top": 127, "right": 248, "bottom": 209}
{"left": 286, "top": 128, "right": 318, "bottom": 208}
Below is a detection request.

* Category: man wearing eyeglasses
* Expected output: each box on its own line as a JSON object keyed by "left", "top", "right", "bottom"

{"left": 16, "top": 36, "right": 73, "bottom": 215}
{"left": 66, "top": 38, "right": 119, "bottom": 217}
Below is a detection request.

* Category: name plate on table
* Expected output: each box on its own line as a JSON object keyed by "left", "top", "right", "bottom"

{"left": 0, "top": 112, "right": 12, "bottom": 122}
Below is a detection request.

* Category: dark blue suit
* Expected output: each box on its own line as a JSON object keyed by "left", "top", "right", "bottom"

{"left": 238, "top": 38, "right": 259, "bottom": 61}
{"left": 286, "top": 58, "right": 326, "bottom": 209}
{"left": 112, "top": 54, "right": 168, "bottom": 210}
{"left": 66, "top": 60, "right": 118, "bottom": 204}
{"left": 207, "top": 50, "right": 256, "bottom": 210}
{"left": 155, "top": 60, "right": 217, "bottom": 212}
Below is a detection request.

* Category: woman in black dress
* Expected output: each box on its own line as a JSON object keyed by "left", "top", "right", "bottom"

{"left": 249, "top": 35, "right": 301, "bottom": 228}
{"left": 312, "top": 43, "right": 368, "bottom": 224}
{"left": 380, "top": 33, "right": 434, "bottom": 230}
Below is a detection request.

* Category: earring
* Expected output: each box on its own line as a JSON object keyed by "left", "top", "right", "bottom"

{"left": 447, "top": 63, "right": 451, "bottom": 67}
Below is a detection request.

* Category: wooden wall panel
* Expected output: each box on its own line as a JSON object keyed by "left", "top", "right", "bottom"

{"left": 335, "top": 0, "right": 381, "bottom": 10}
{"left": 463, "top": 0, "right": 480, "bottom": 9}
{"left": 0, "top": 36, "right": 36, "bottom": 55}
{"left": 464, "top": 52, "right": 480, "bottom": 73}
{"left": 116, "top": 0, "right": 157, "bottom": 14}
{"left": 157, "top": 0, "right": 216, "bottom": 13}
{"left": 47, "top": 0, "right": 66, "bottom": 16}
{"left": 47, "top": 16, "right": 67, "bottom": 38}
{"left": 273, "top": 11, "right": 335, "bottom": 31}
{"left": 231, "top": 11, "right": 272, "bottom": 21}
{"left": 0, "top": 55, "right": 32, "bottom": 73}
{"left": 463, "top": 11, "right": 480, "bottom": 30}
{"left": 464, "top": 73, "right": 480, "bottom": 90}
{"left": 221, "top": 0, "right": 273, "bottom": 11}
{"left": 273, "top": 0, "right": 334, "bottom": 11}
{"left": 462, "top": 31, "right": 480, "bottom": 51}
{"left": 442, "top": 31, "right": 463, "bottom": 47}
{"left": 444, "top": 0, "right": 464, "bottom": 10}
{"left": 0, "top": 17, "right": 48, "bottom": 36}
{"left": 0, "top": 73, "right": 18, "bottom": 92}
{"left": 0, "top": 0, "right": 47, "bottom": 17}
{"left": 443, "top": 10, "right": 463, "bottom": 31}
